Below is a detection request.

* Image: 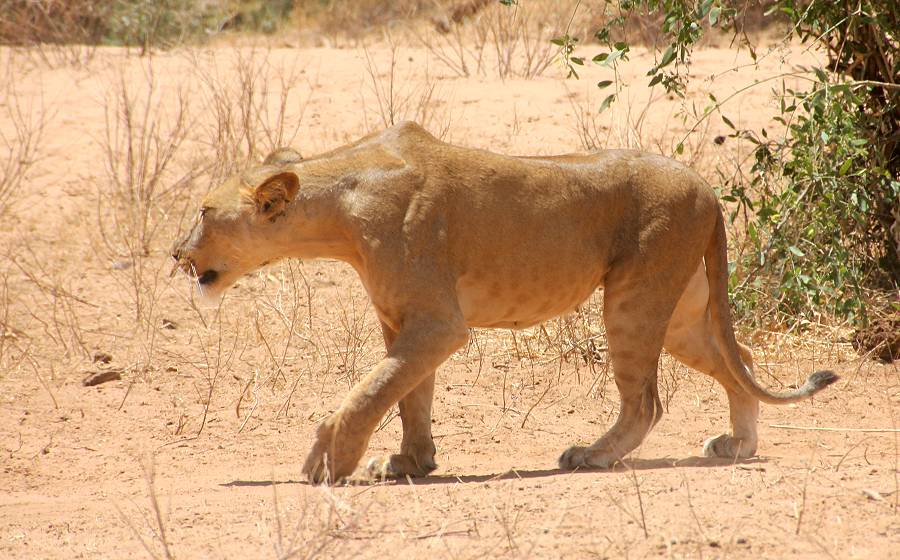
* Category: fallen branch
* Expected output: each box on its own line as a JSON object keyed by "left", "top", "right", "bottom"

{"left": 770, "top": 424, "right": 900, "bottom": 433}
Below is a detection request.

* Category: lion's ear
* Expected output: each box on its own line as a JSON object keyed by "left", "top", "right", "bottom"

{"left": 253, "top": 171, "right": 299, "bottom": 219}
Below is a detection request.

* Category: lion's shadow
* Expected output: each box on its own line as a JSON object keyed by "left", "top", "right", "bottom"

{"left": 221, "top": 455, "right": 767, "bottom": 488}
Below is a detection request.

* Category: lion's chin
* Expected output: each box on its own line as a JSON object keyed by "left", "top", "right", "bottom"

{"left": 196, "top": 281, "right": 225, "bottom": 308}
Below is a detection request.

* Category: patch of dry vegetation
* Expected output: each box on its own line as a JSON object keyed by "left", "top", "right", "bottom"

{"left": 1, "top": 2, "right": 897, "bottom": 558}
{"left": 416, "top": 0, "right": 579, "bottom": 79}
{"left": 189, "top": 46, "right": 315, "bottom": 184}
{"left": 0, "top": 53, "right": 44, "bottom": 219}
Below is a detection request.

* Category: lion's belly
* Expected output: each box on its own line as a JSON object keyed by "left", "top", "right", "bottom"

{"left": 456, "top": 270, "right": 603, "bottom": 329}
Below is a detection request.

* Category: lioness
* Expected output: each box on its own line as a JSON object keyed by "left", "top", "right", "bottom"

{"left": 172, "top": 122, "right": 837, "bottom": 483}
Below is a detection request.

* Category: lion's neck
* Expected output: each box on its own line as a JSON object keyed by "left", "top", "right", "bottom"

{"left": 275, "top": 185, "right": 360, "bottom": 265}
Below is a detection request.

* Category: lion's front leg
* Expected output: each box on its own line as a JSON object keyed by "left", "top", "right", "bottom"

{"left": 364, "top": 321, "right": 438, "bottom": 479}
{"left": 302, "top": 316, "right": 467, "bottom": 484}
{"left": 366, "top": 372, "right": 438, "bottom": 479}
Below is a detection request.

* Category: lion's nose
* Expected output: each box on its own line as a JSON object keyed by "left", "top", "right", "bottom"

{"left": 197, "top": 270, "right": 219, "bottom": 285}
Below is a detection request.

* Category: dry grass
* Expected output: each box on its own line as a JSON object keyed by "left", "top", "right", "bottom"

{"left": 0, "top": 0, "right": 101, "bottom": 67}
{"left": 88, "top": 59, "right": 202, "bottom": 390}
{"left": 360, "top": 33, "right": 454, "bottom": 140}
{"left": 417, "top": 0, "right": 580, "bottom": 79}
{"left": 0, "top": 53, "right": 45, "bottom": 219}
{"left": 189, "top": 47, "right": 315, "bottom": 185}
{"left": 97, "top": 60, "right": 196, "bottom": 260}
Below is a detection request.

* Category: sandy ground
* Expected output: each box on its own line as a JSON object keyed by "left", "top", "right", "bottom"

{"left": 1, "top": 26, "right": 899, "bottom": 560}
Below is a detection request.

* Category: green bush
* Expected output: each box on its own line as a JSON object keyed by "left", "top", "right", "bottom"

{"left": 724, "top": 75, "right": 899, "bottom": 323}
{"left": 551, "top": 0, "right": 899, "bottom": 326}
{"left": 0, "top": 1, "right": 295, "bottom": 51}
{"left": 102, "top": 0, "right": 225, "bottom": 50}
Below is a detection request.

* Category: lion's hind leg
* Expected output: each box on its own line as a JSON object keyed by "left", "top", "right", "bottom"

{"left": 559, "top": 272, "right": 683, "bottom": 470}
{"left": 663, "top": 263, "right": 759, "bottom": 459}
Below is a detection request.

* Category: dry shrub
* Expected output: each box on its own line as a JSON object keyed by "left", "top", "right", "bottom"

{"left": 240, "top": 260, "right": 317, "bottom": 396}
{"left": 461, "top": 288, "right": 609, "bottom": 402}
{"left": 322, "top": 286, "right": 378, "bottom": 389}
{"left": 360, "top": 35, "right": 454, "bottom": 139}
{"left": 0, "top": 56, "right": 45, "bottom": 218}
{"left": 6, "top": 245, "right": 92, "bottom": 361}
{"left": 0, "top": 0, "right": 104, "bottom": 45}
{"left": 569, "top": 87, "right": 656, "bottom": 153}
{"left": 0, "top": 0, "right": 102, "bottom": 66}
{"left": 853, "top": 306, "right": 900, "bottom": 363}
{"left": 98, "top": 62, "right": 196, "bottom": 259}
{"left": 93, "top": 58, "right": 201, "bottom": 371}
{"left": 473, "top": 0, "right": 565, "bottom": 79}
{"left": 189, "top": 47, "right": 314, "bottom": 185}
{"left": 265, "top": 484, "right": 365, "bottom": 559}
{"left": 0, "top": 255, "right": 33, "bottom": 377}
{"left": 419, "top": 0, "right": 579, "bottom": 79}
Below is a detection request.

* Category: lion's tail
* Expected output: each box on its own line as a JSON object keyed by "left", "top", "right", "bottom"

{"left": 704, "top": 206, "right": 838, "bottom": 404}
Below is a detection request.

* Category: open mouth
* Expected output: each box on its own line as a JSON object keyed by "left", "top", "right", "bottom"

{"left": 197, "top": 269, "right": 219, "bottom": 285}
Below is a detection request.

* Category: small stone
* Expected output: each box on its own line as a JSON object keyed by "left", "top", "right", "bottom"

{"left": 82, "top": 370, "right": 122, "bottom": 386}
{"left": 111, "top": 260, "right": 132, "bottom": 270}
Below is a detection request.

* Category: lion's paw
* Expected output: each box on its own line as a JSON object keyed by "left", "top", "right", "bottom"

{"left": 558, "top": 445, "right": 588, "bottom": 469}
{"left": 702, "top": 434, "right": 756, "bottom": 459}
{"left": 301, "top": 444, "right": 330, "bottom": 484}
{"left": 301, "top": 418, "right": 367, "bottom": 484}
{"left": 558, "top": 445, "right": 615, "bottom": 470}
{"left": 365, "top": 454, "right": 437, "bottom": 480}
{"left": 366, "top": 457, "right": 393, "bottom": 480}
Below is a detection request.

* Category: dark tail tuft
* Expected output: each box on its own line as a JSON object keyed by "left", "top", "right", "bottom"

{"left": 807, "top": 370, "right": 839, "bottom": 392}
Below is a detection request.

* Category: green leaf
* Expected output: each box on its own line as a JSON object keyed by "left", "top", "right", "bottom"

{"left": 838, "top": 158, "right": 852, "bottom": 176}
{"left": 789, "top": 246, "right": 805, "bottom": 257}
{"left": 598, "top": 93, "right": 616, "bottom": 113}
{"left": 596, "top": 79, "right": 613, "bottom": 89}
{"left": 598, "top": 48, "right": 627, "bottom": 67}
{"left": 709, "top": 6, "right": 721, "bottom": 26}
{"left": 722, "top": 115, "right": 735, "bottom": 129}
{"left": 659, "top": 44, "right": 675, "bottom": 68}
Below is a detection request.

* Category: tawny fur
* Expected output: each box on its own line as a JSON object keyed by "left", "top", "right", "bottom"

{"left": 172, "top": 122, "right": 837, "bottom": 483}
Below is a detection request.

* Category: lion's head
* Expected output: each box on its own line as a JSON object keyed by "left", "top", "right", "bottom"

{"left": 171, "top": 148, "right": 303, "bottom": 302}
